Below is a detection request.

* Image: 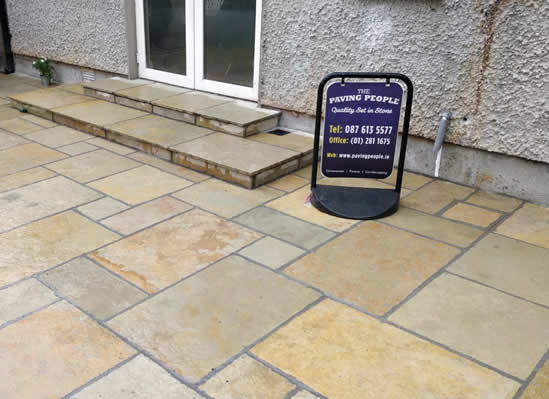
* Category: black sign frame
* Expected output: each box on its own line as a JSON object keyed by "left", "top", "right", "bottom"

{"left": 310, "top": 72, "right": 414, "bottom": 220}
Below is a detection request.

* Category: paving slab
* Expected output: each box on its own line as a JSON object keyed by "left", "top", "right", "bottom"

{"left": 53, "top": 100, "right": 148, "bottom": 127}
{"left": 200, "top": 354, "right": 294, "bottom": 398}
{"left": 115, "top": 82, "right": 191, "bottom": 102}
{"left": 0, "top": 279, "right": 57, "bottom": 326}
{"left": 239, "top": 236, "right": 305, "bottom": 269}
{"left": 0, "top": 301, "right": 135, "bottom": 399}
{"left": 402, "top": 180, "right": 474, "bottom": 214}
{"left": 0, "top": 143, "right": 67, "bottom": 177}
{"left": 108, "top": 255, "right": 319, "bottom": 382}
{"left": 390, "top": 273, "right": 549, "bottom": 379}
{"left": 87, "top": 136, "right": 135, "bottom": 155}
{"left": 90, "top": 209, "right": 261, "bottom": 293}
{"left": 83, "top": 77, "right": 150, "bottom": 93}
{"left": 0, "top": 167, "right": 56, "bottom": 193}
{"left": 267, "top": 174, "right": 308, "bottom": 192}
{"left": 21, "top": 114, "right": 57, "bottom": 128}
{"left": 57, "top": 141, "right": 98, "bottom": 155}
{"left": 380, "top": 168, "right": 432, "bottom": 190}
{"left": 0, "top": 211, "right": 120, "bottom": 287}
{"left": 0, "top": 129, "right": 29, "bottom": 150}
{"left": 77, "top": 197, "right": 130, "bottom": 220}
{"left": 0, "top": 106, "right": 24, "bottom": 122}
{"left": 292, "top": 391, "right": 321, "bottom": 399}
{"left": 0, "top": 118, "right": 43, "bottom": 135}
{"left": 252, "top": 300, "right": 519, "bottom": 399}
{"left": 57, "top": 83, "right": 86, "bottom": 95}
{"left": 25, "top": 125, "right": 90, "bottom": 147}
{"left": 8, "top": 87, "right": 91, "bottom": 109}
{"left": 153, "top": 91, "right": 232, "bottom": 114}
{"left": 197, "top": 100, "right": 279, "bottom": 126}
{"left": 521, "top": 358, "right": 549, "bottom": 399}
{"left": 249, "top": 131, "right": 314, "bottom": 155}
{"left": 496, "top": 203, "right": 549, "bottom": 249}
{"left": 293, "top": 164, "right": 322, "bottom": 180}
{"left": 286, "top": 221, "right": 459, "bottom": 314}
{"left": 128, "top": 151, "right": 209, "bottom": 182}
{"left": 443, "top": 202, "right": 502, "bottom": 227}
{"left": 467, "top": 190, "right": 523, "bottom": 212}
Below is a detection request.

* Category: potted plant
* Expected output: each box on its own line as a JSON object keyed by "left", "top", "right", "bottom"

{"left": 32, "top": 57, "right": 55, "bottom": 87}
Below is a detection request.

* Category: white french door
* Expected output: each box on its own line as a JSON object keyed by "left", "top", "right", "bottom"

{"left": 136, "top": 0, "right": 261, "bottom": 101}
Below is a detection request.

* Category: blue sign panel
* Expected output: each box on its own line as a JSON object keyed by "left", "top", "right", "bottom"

{"left": 321, "top": 81, "right": 403, "bottom": 179}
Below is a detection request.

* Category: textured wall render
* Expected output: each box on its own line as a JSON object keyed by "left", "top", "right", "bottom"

{"left": 6, "top": 0, "right": 128, "bottom": 75}
{"left": 259, "top": 0, "right": 549, "bottom": 164}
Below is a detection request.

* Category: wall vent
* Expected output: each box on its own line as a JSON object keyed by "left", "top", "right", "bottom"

{"left": 81, "top": 69, "right": 96, "bottom": 82}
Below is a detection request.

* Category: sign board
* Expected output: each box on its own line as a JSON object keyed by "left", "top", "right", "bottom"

{"left": 321, "top": 81, "right": 403, "bottom": 179}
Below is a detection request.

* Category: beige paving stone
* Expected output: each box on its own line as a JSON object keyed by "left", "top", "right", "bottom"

{"left": 267, "top": 186, "right": 358, "bottom": 232}
{"left": 0, "top": 167, "right": 56, "bottom": 193}
{"left": 153, "top": 91, "right": 232, "bottom": 113}
{"left": 293, "top": 164, "right": 321, "bottom": 179}
{"left": 57, "top": 141, "right": 98, "bottom": 155}
{"left": 240, "top": 236, "right": 305, "bottom": 269}
{"left": 0, "top": 301, "right": 135, "bottom": 399}
{"left": 0, "top": 129, "right": 29, "bottom": 150}
{"left": 0, "top": 118, "right": 43, "bottom": 135}
{"left": 108, "top": 255, "right": 319, "bottom": 382}
{"left": 58, "top": 83, "right": 86, "bottom": 95}
{"left": 86, "top": 136, "right": 135, "bottom": 155}
{"left": 84, "top": 77, "right": 150, "bottom": 93}
{"left": 0, "top": 106, "right": 23, "bottom": 122}
{"left": 89, "top": 165, "right": 192, "bottom": 205}
{"left": 101, "top": 196, "right": 192, "bottom": 235}
{"left": 252, "top": 300, "right": 519, "bottom": 399}
{"left": 286, "top": 222, "right": 459, "bottom": 314}
{"left": 0, "top": 279, "right": 57, "bottom": 326}
{"left": 25, "top": 125, "right": 90, "bottom": 147}
{"left": 467, "top": 190, "right": 523, "bottom": 212}
{"left": 292, "top": 391, "right": 321, "bottom": 399}
{"left": 41, "top": 257, "right": 147, "bottom": 320}
{"left": 70, "top": 354, "right": 201, "bottom": 399}
{"left": 129, "top": 151, "right": 209, "bottom": 182}
{"left": 321, "top": 176, "right": 411, "bottom": 196}
{"left": 496, "top": 203, "right": 549, "bottom": 249}
{"left": 522, "top": 359, "right": 549, "bottom": 399}
{"left": 21, "top": 113, "right": 57, "bottom": 128}
{"left": 443, "top": 202, "right": 502, "bottom": 227}
{"left": 0, "top": 176, "right": 102, "bottom": 232}
{"left": 381, "top": 168, "right": 433, "bottom": 190}
{"left": 402, "top": 180, "right": 474, "bottom": 214}
{"left": 383, "top": 206, "right": 483, "bottom": 247}
{"left": 448, "top": 233, "right": 549, "bottom": 306}
{"left": 201, "top": 354, "right": 294, "bottom": 399}
{"left": 173, "top": 178, "right": 281, "bottom": 218}
{"left": 77, "top": 197, "right": 130, "bottom": 220}
{"left": 197, "top": 100, "right": 279, "bottom": 126}
{"left": 8, "top": 87, "right": 91, "bottom": 109}
{"left": 91, "top": 209, "right": 261, "bottom": 293}
{"left": 249, "top": 132, "right": 313, "bottom": 154}
{"left": 53, "top": 99, "right": 148, "bottom": 127}
{"left": 390, "top": 273, "right": 549, "bottom": 379}
{"left": 47, "top": 149, "right": 140, "bottom": 182}
{"left": 0, "top": 211, "right": 120, "bottom": 286}
{"left": 267, "top": 174, "right": 308, "bottom": 192}
{"left": 116, "top": 82, "right": 191, "bottom": 102}
{"left": 0, "top": 142, "right": 66, "bottom": 177}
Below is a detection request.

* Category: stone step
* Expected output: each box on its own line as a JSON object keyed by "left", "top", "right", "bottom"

{"left": 8, "top": 85, "right": 313, "bottom": 189}
{"left": 82, "top": 78, "right": 280, "bottom": 137}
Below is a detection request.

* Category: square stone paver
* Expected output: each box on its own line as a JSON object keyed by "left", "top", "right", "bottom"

{"left": 77, "top": 197, "right": 130, "bottom": 220}
{"left": 286, "top": 221, "right": 459, "bottom": 314}
{"left": 101, "top": 196, "right": 192, "bottom": 235}
{"left": 390, "top": 273, "right": 549, "bottom": 379}
{"left": 153, "top": 91, "right": 232, "bottom": 114}
{"left": 0, "top": 301, "right": 135, "bottom": 399}
{"left": 380, "top": 168, "right": 433, "bottom": 190}
{"left": 128, "top": 152, "right": 209, "bottom": 182}
{"left": 448, "top": 233, "right": 549, "bottom": 306}
{"left": 443, "top": 202, "right": 502, "bottom": 227}
{"left": 235, "top": 207, "right": 335, "bottom": 250}
{"left": 58, "top": 83, "right": 86, "bottom": 95}
{"left": 57, "top": 141, "right": 98, "bottom": 155}
{"left": 25, "top": 125, "right": 90, "bottom": 147}
{"left": 267, "top": 186, "right": 359, "bottom": 232}
{"left": 8, "top": 87, "right": 91, "bottom": 109}
{"left": 0, "top": 142, "right": 66, "bottom": 177}
{"left": 0, "top": 129, "right": 29, "bottom": 150}
{"left": 84, "top": 77, "right": 150, "bottom": 93}
{"left": 0, "top": 279, "right": 58, "bottom": 326}
{"left": 200, "top": 354, "right": 295, "bottom": 399}
{"left": 21, "top": 113, "right": 57, "bottom": 128}
{"left": 267, "top": 174, "right": 309, "bottom": 192}
{"left": 41, "top": 257, "right": 147, "bottom": 320}
{"left": 0, "top": 118, "right": 43, "bottom": 135}
{"left": 496, "top": 203, "right": 549, "bottom": 249}
{"left": 294, "top": 164, "right": 321, "bottom": 180}
{"left": 0, "top": 167, "right": 56, "bottom": 193}
{"left": 197, "top": 100, "right": 279, "bottom": 126}
{"left": 0, "top": 106, "right": 24, "bottom": 122}
{"left": 383, "top": 206, "right": 483, "bottom": 247}
{"left": 0, "top": 211, "right": 120, "bottom": 286}
{"left": 47, "top": 149, "right": 140, "bottom": 183}
{"left": 252, "top": 300, "right": 519, "bottom": 399}
{"left": 0, "top": 176, "right": 102, "bottom": 232}
{"left": 87, "top": 137, "right": 135, "bottom": 155}
{"left": 89, "top": 165, "right": 192, "bottom": 205}
{"left": 240, "top": 236, "right": 305, "bottom": 269}
{"left": 90, "top": 209, "right": 261, "bottom": 293}
{"left": 108, "top": 255, "right": 320, "bottom": 382}
{"left": 249, "top": 132, "right": 313, "bottom": 154}
{"left": 467, "top": 190, "right": 523, "bottom": 212}
{"left": 53, "top": 100, "right": 148, "bottom": 127}
{"left": 521, "top": 358, "right": 549, "bottom": 399}
{"left": 173, "top": 178, "right": 281, "bottom": 218}
{"left": 402, "top": 180, "right": 474, "bottom": 214}
{"left": 116, "top": 82, "right": 191, "bottom": 102}
{"left": 69, "top": 354, "right": 201, "bottom": 399}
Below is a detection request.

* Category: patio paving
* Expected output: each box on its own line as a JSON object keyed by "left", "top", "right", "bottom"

{"left": 1, "top": 73, "right": 548, "bottom": 398}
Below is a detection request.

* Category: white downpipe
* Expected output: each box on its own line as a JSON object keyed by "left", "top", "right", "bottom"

{"left": 433, "top": 112, "right": 452, "bottom": 178}
{"left": 435, "top": 148, "right": 442, "bottom": 177}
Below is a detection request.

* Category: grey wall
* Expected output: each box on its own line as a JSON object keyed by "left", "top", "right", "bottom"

{"left": 259, "top": 0, "right": 549, "bottom": 164}
{"left": 6, "top": 0, "right": 128, "bottom": 75}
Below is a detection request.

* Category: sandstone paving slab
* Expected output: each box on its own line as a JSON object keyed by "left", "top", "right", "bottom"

{"left": 70, "top": 354, "right": 202, "bottom": 399}
{"left": 239, "top": 236, "right": 305, "bottom": 269}
{"left": 293, "top": 164, "right": 322, "bottom": 180}
{"left": 0, "top": 175, "right": 102, "bottom": 232}
{"left": 21, "top": 113, "right": 58, "bottom": 128}
{"left": 87, "top": 136, "right": 135, "bottom": 155}
{"left": 197, "top": 100, "right": 279, "bottom": 126}
{"left": 383, "top": 206, "right": 483, "bottom": 247}
{"left": 235, "top": 207, "right": 335, "bottom": 250}
{"left": 25, "top": 125, "right": 90, "bottom": 147}
{"left": 116, "top": 82, "right": 191, "bottom": 102}
{"left": 0, "top": 301, "right": 135, "bottom": 399}
{"left": 84, "top": 77, "right": 151, "bottom": 93}
{"left": 291, "top": 391, "right": 321, "bottom": 399}
{"left": 249, "top": 132, "right": 313, "bottom": 154}
{"left": 77, "top": 197, "right": 130, "bottom": 220}
{"left": 128, "top": 151, "right": 209, "bottom": 182}
{"left": 101, "top": 196, "right": 192, "bottom": 235}
{"left": 90, "top": 209, "right": 261, "bottom": 293}
{"left": 443, "top": 202, "right": 502, "bottom": 227}
{"left": 267, "top": 174, "right": 308, "bottom": 192}
{"left": 286, "top": 221, "right": 459, "bottom": 315}
{"left": 0, "top": 167, "right": 56, "bottom": 193}
{"left": 0, "top": 211, "right": 120, "bottom": 287}
{"left": 448, "top": 233, "right": 549, "bottom": 306}
{"left": 0, "top": 117, "right": 43, "bottom": 135}
{"left": 252, "top": 300, "right": 519, "bottom": 399}
{"left": 390, "top": 273, "right": 549, "bottom": 379}
{"left": 380, "top": 168, "right": 433, "bottom": 190}
{"left": 53, "top": 100, "right": 148, "bottom": 127}
{"left": 0, "top": 142, "right": 66, "bottom": 177}
{"left": 58, "top": 83, "right": 86, "bottom": 95}
{"left": 402, "top": 180, "right": 474, "bottom": 214}
{"left": 47, "top": 149, "right": 140, "bottom": 183}
{"left": 153, "top": 91, "right": 232, "bottom": 114}
{"left": 467, "top": 190, "right": 523, "bottom": 212}
{"left": 521, "top": 358, "right": 549, "bottom": 399}
{"left": 0, "top": 106, "right": 24, "bottom": 122}
{"left": 0, "top": 279, "right": 57, "bottom": 326}
{"left": 57, "top": 141, "right": 98, "bottom": 155}
{"left": 41, "top": 257, "right": 147, "bottom": 320}
{"left": 200, "top": 354, "right": 295, "bottom": 399}
{"left": 0, "top": 129, "right": 29, "bottom": 150}
{"left": 108, "top": 255, "right": 320, "bottom": 382}
{"left": 8, "top": 87, "right": 91, "bottom": 110}
{"left": 89, "top": 165, "right": 192, "bottom": 205}
{"left": 173, "top": 178, "right": 282, "bottom": 218}
{"left": 0, "top": 83, "right": 38, "bottom": 99}
{"left": 496, "top": 203, "right": 549, "bottom": 249}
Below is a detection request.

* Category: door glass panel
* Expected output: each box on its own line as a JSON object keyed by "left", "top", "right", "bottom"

{"left": 144, "top": 0, "right": 187, "bottom": 75}
{"left": 204, "top": 0, "right": 256, "bottom": 87}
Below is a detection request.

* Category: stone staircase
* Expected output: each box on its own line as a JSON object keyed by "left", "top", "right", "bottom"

{"left": 8, "top": 78, "right": 314, "bottom": 188}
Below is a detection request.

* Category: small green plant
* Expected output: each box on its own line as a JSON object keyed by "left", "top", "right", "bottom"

{"left": 32, "top": 57, "right": 55, "bottom": 80}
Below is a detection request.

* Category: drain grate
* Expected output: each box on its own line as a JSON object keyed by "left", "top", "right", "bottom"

{"left": 267, "top": 128, "right": 291, "bottom": 136}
